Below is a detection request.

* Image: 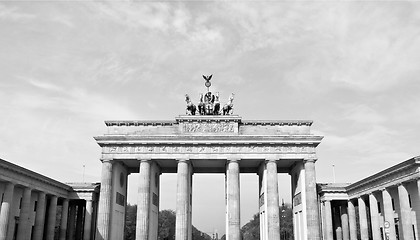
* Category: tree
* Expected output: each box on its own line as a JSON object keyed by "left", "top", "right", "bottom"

{"left": 125, "top": 204, "right": 137, "bottom": 240}
{"left": 125, "top": 207, "right": 212, "bottom": 240}
{"left": 239, "top": 204, "right": 294, "bottom": 240}
{"left": 241, "top": 214, "right": 260, "bottom": 240}
{"left": 279, "top": 203, "right": 294, "bottom": 240}
{"left": 158, "top": 210, "right": 176, "bottom": 240}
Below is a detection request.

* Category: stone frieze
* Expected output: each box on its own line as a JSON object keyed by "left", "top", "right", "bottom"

{"left": 103, "top": 144, "right": 315, "bottom": 154}
{"left": 182, "top": 122, "right": 236, "bottom": 133}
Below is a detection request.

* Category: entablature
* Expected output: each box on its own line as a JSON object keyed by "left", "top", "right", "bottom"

{"left": 0, "top": 158, "right": 72, "bottom": 198}
{"left": 103, "top": 115, "right": 318, "bottom": 136}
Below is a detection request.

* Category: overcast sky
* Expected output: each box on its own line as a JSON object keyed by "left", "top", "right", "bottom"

{"left": 1, "top": 0, "right": 420, "bottom": 236}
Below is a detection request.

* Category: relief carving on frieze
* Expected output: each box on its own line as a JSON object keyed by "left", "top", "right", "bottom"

{"left": 182, "top": 122, "right": 235, "bottom": 133}
{"left": 104, "top": 145, "right": 315, "bottom": 154}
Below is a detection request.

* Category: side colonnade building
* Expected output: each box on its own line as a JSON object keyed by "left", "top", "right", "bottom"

{"left": 318, "top": 156, "right": 420, "bottom": 240}
{"left": 0, "top": 158, "right": 100, "bottom": 240}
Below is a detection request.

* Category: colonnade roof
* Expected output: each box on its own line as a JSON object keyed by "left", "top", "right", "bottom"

{"left": 318, "top": 155, "right": 420, "bottom": 199}
{"left": 0, "top": 158, "right": 99, "bottom": 199}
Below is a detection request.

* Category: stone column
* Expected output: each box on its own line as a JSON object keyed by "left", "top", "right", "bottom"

{"left": 16, "top": 187, "right": 32, "bottom": 240}
{"left": 398, "top": 183, "right": 414, "bottom": 239}
{"left": 340, "top": 204, "right": 350, "bottom": 240}
{"left": 76, "top": 203, "right": 84, "bottom": 240}
{"left": 226, "top": 159, "right": 240, "bottom": 240}
{"left": 0, "top": 182, "right": 14, "bottom": 240}
{"left": 358, "top": 197, "right": 369, "bottom": 240}
{"left": 33, "top": 192, "right": 46, "bottom": 240}
{"left": 324, "top": 201, "right": 334, "bottom": 240}
{"left": 59, "top": 199, "right": 69, "bottom": 240}
{"left": 369, "top": 193, "right": 381, "bottom": 240}
{"left": 304, "top": 159, "right": 321, "bottom": 240}
{"left": 266, "top": 159, "right": 280, "bottom": 240}
{"left": 84, "top": 200, "right": 93, "bottom": 240}
{"left": 347, "top": 200, "right": 357, "bottom": 240}
{"left": 68, "top": 203, "right": 77, "bottom": 240}
{"left": 382, "top": 189, "right": 397, "bottom": 240}
{"left": 96, "top": 159, "right": 113, "bottom": 240}
{"left": 175, "top": 159, "right": 191, "bottom": 240}
{"left": 136, "top": 159, "right": 151, "bottom": 240}
{"left": 46, "top": 195, "right": 58, "bottom": 240}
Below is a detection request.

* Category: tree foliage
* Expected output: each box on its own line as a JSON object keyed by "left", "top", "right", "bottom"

{"left": 220, "top": 204, "right": 294, "bottom": 240}
{"left": 158, "top": 209, "right": 176, "bottom": 240}
{"left": 125, "top": 206, "right": 212, "bottom": 240}
{"left": 125, "top": 204, "right": 137, "bottom": 240}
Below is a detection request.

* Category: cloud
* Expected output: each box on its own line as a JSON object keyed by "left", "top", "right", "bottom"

{"left": 18, "top": 76, "right": 63, "bottom": 92}
{"left": 51, "top": 14, "right": 74, "bottom": 28}
{"left": 0, "top": 4, "right": 36, "bottom": 21}
{"left": 341, "top": 104, "right": 386, "bottom": 124}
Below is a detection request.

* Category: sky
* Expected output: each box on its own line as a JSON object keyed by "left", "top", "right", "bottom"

{"left": 1, "top": 0, "right": 420, "bottom": 236}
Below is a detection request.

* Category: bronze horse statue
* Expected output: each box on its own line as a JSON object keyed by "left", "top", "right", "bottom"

{"left": 222, "top": 93, "right": 234, "bottom": 115}
{"left": 197, "top": 93, "right": 205, "bottom": 115}
{"left": 185, "top": 94, "right": 196, "bottom": 115}
{"left": 213, "top": 92, "right": 220, "bottom": 115}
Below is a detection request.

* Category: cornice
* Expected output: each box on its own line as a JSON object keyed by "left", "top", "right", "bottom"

{"left": 241, "top": 120, "right": 313, "bottom": 126}
{"left": 0, "top": 158, "right": 72, "bottom": 193}
{"left": 105, "top": 120, "right": 175, "bottom": 126}
{"left": 345, "top": 156, "right": 420, "bottom": 193}
{"left": 104, "top": 117, "right": 313, "bottom": 127}
{"left": 94, "top": 135, "right": 323, "bottom": 147}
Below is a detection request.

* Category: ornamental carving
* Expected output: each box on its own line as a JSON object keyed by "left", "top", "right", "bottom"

{"left": 182, "top": 122, "right": 235, "bottom": 133}
{"left": 103, "top": 145, "right": 315, "bottom": 154}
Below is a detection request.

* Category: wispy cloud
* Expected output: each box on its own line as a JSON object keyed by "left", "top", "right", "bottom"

{"left": 18, "top": 76, "right": 63, "bottom": 92}
{"left": 0, "top": 4, "right": 35, "bottom": 21}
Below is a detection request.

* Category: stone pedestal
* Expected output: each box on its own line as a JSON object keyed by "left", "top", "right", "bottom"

{"left": 96, "top": 160, "right": 113, "bottom": 240}
{"left": 226, "top": 159, "right": 240, "bottom": 240}
{"left": 304, "top": 159, "right": 321, "bottom": 240}
{"left": 136, "top": 160, "right": 151, "bottom": 240}
{"left": 0, "top": 182, "right": 14, "bottom": 240}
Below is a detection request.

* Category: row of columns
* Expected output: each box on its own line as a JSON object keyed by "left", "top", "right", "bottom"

{"left": 323, "top": 182, "right": 416, "bottom": 240}
{"left": 0, "top": 182, "right": 94, "bottom": 240}
{"left": 112, "top": 158, "right": 320, "bottom": 240}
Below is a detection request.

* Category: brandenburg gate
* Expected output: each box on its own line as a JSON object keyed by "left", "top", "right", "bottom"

{"left": 94, "top": 78, "right": 323, "bottom": 240}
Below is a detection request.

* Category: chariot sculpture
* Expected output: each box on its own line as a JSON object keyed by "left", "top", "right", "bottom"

{"left": 185, "top": 75, "right": 234, "bottom": 116}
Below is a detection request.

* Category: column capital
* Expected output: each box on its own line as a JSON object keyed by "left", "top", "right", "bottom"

{"left": 265, "top": 158, "right": 278, "bottom": 163}
{"left": 303, "top": 158, "right": 317, "bottom": 163}
{"left": 100, "top": 158, "right": 113, "bottom": 163}
{"left": 227, "top": 158, "right": 241, "bottom": 163}
{"left": 5, "top": 181, "right": 15, "bottom": 187}
{"left": 176, "top": 158, "right": 190, "bottom": 163}
{"left": 137, "top": 158, "right": 151, "bottom": 163}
